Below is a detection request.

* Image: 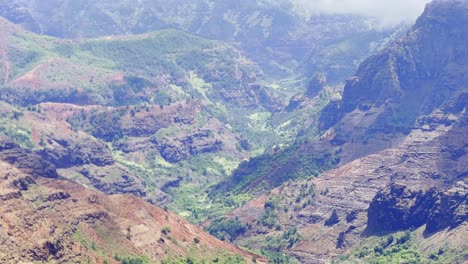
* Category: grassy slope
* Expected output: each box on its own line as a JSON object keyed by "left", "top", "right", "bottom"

{"left": 336, "top": 229, "right": 468, "bottom": 264}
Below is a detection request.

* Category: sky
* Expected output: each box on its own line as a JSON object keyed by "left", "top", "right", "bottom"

{"left": 292, "top": 0, "right": 432, "bottom": 27}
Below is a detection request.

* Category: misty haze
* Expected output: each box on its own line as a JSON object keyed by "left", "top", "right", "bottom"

{"left": 0, "top": 0, "right": 466, "bottom": 263}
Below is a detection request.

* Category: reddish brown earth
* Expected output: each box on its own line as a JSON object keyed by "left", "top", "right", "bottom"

{"left": 0, "top": 139, "right": 266, "bottom": 263}
{"left": 233, "top": 115, "right": 467, "bottom": 262}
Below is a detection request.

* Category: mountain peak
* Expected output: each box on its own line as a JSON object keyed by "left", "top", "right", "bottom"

{"left": 415, "top": 0, "right": 468, "bottom": 27}
{"left": 320, "top": 0, "right": 468, "bottom": 137}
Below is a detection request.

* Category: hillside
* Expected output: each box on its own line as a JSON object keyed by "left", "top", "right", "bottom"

{"left": 0, "top": 0, "right": 403, "bottom": 82}
{"left": 214, "top": 1, "right": 468, "bottom": 262}
{"left": 0, "top": 0, "right": 466, "bottom": 263}
{"left": 0, "top": 7, "right": 395, "bottom": 226}
{"left": 0, "top": 4, "right": 408, "bottom": 223}
{"left": 0, "top": 137, "right": 266, "bottom": 263}
{"left": 0, "top": 17, "right": 286, "bottom": 221}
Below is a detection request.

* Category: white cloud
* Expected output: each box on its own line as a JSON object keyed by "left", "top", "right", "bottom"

{"left": 291, "top": 0, "right": 432, "bottom": 27}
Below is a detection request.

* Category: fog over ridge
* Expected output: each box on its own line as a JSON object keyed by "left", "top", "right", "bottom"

{"left": 290, "top": 0, "right": 432, "bottom": 26}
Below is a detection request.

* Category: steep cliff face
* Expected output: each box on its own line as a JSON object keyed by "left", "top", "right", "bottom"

{"left": 320, "top": 0, "right": 468, "bottom": 151}
{"left": 367, "top": 184, "right": 467, "bottom": 234}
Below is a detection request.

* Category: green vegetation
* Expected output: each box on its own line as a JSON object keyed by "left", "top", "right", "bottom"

{"left": 161, "top": 254, "right": 247, "bottom": 264}
{"left": 69, "top": 108, "right": 126, "bottom": 141}
{"left": 162, "top": 226, "right": 171, "bottom": 235}
{"left": 263, "top": 228, "right": 302, "bottom": 252}
{"left": 8, "top": 48, "right": 42, "bottom": 77}
{"left": 240, "top": 228, "right": 302, "bottom": 264}
{"left": 336, "top": 231, "right": 468, "bottom": 264}
{"left": 72, "top": 229, "right": 93, "bottom": 250}
{"left": 0, "top": 22, "right": 298, "bottom": 225}
{"left": 1, "top": 3, "right": 460, "bottom": 264}
{"left": 260, "top": 251, "right": 300, "bottom": 264}
{"left": 0, "top": 17, "right": 334, "bottom": 232}
{"left": 259, "top": 196, "right": 281, "bottom": 230}
{"left": 0, "top": 122, "right": 33, "bottom": 149}
{"left": 114, "top": 255, "right": 150, "bottom": 264}
{"left": 222, "top": 143, "right": 340, "bottom": 194}
{"left": 206, "top": 217, "right": 247, "bottom": 242}
{"left": 0, "top": 105, "right": 33, "bottom": 149}
{"left": 2, "top": 25, "right": 264, "bottom": 110}
{"left": 270, "top": 87, "right": 335, "bottom": 141}
{"left": 158, "top": 153, "right": 253, "bottom": 223}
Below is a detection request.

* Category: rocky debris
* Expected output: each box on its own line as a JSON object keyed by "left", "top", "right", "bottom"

{"left": 124, "top": 103, "right": 199, "bottom": 137}
{"left": 230, "top": 81, "right": 467, "bottom": 262}
{"left": 66, "top": 103, "right": 198, "bottom": 142}
{"left": 189, "top": 138, "right": 222, "bottom": 155}
{"left": 0, "top": 136, "right": 146, "bottom": 199}
{"left": 28, "top": 240, "right": 63, "bottom": 262}
{"left": 219, "top": 87, "right": 263, "bottom": 109}
{"left": 0, "top": 191, "right": 22, "bottom": 201}
{"left": 239, "top": 138, "right": 251, "bottom": 151}
{"left": 155, "top": 130, "right": 224, "bottom": 163}
{"left": 77, "top": 211, "right": 108, "bottom": 222}
{"left": 66, "top": 102, "right": 230, "bottom": 165}
{"left": 174, "top": 115, "right": 194, "bottom": 125}
{"left": 161, "top": 177, "right": 182, "bottom": 193}
{"left": 318, "top": 100, "right": 342, "bottom": 132}
{"left": 317, "top": 1, "right": 468, "bottom": 152}
{"left": 367, "top": 184, "right": 433, "bottom": 232}
{"left": 39, "top": 135, "right": 115, "bottom": 168}
{"left": 346, "top": 211, "right": 358, "bottom": 223}
{"left": 297, "top": 212, "right": 322, "bottom": 224}
{"left": 336, "top": 232, "right": 346, "bottom": 249}
{"left": 159, "top": 144, "right": 188, "bottom": 163}
{"left": 78, "top": 165, "right": 147, "bottom": 197}
{"left": 113, "top": 137, "right": 158, "bottom": 154}
{"left": 46, "top": 192, "right": 71, "bottom": 202}
{"left": 11, "top": 176, "right": 35, "bottom": 191}
{"left": 0, "top": 137, "right": 58, "bottom": 179}
{"left": 14, "top": 108, "right": 147, "bottom": 198}
{"left": 11, "top": 103, "right": 156, "bottom": 199}
{"left": 219, "top": 83, "right": 284, "bottom": 112}
{"left": 226, "top": 4, "right": 468, "bottom": 261}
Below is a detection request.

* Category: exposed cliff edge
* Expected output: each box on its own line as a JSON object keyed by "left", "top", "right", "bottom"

{"left": 367, "top": 184, "right": 467, "bottom": 234}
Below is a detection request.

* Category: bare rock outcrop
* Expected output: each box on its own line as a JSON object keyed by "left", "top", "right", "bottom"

{"left": 367, "top": 184, "right": 468, "bottom": 234}
{"left": 0, "top": 137, "right": 58, "bottom": 178}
